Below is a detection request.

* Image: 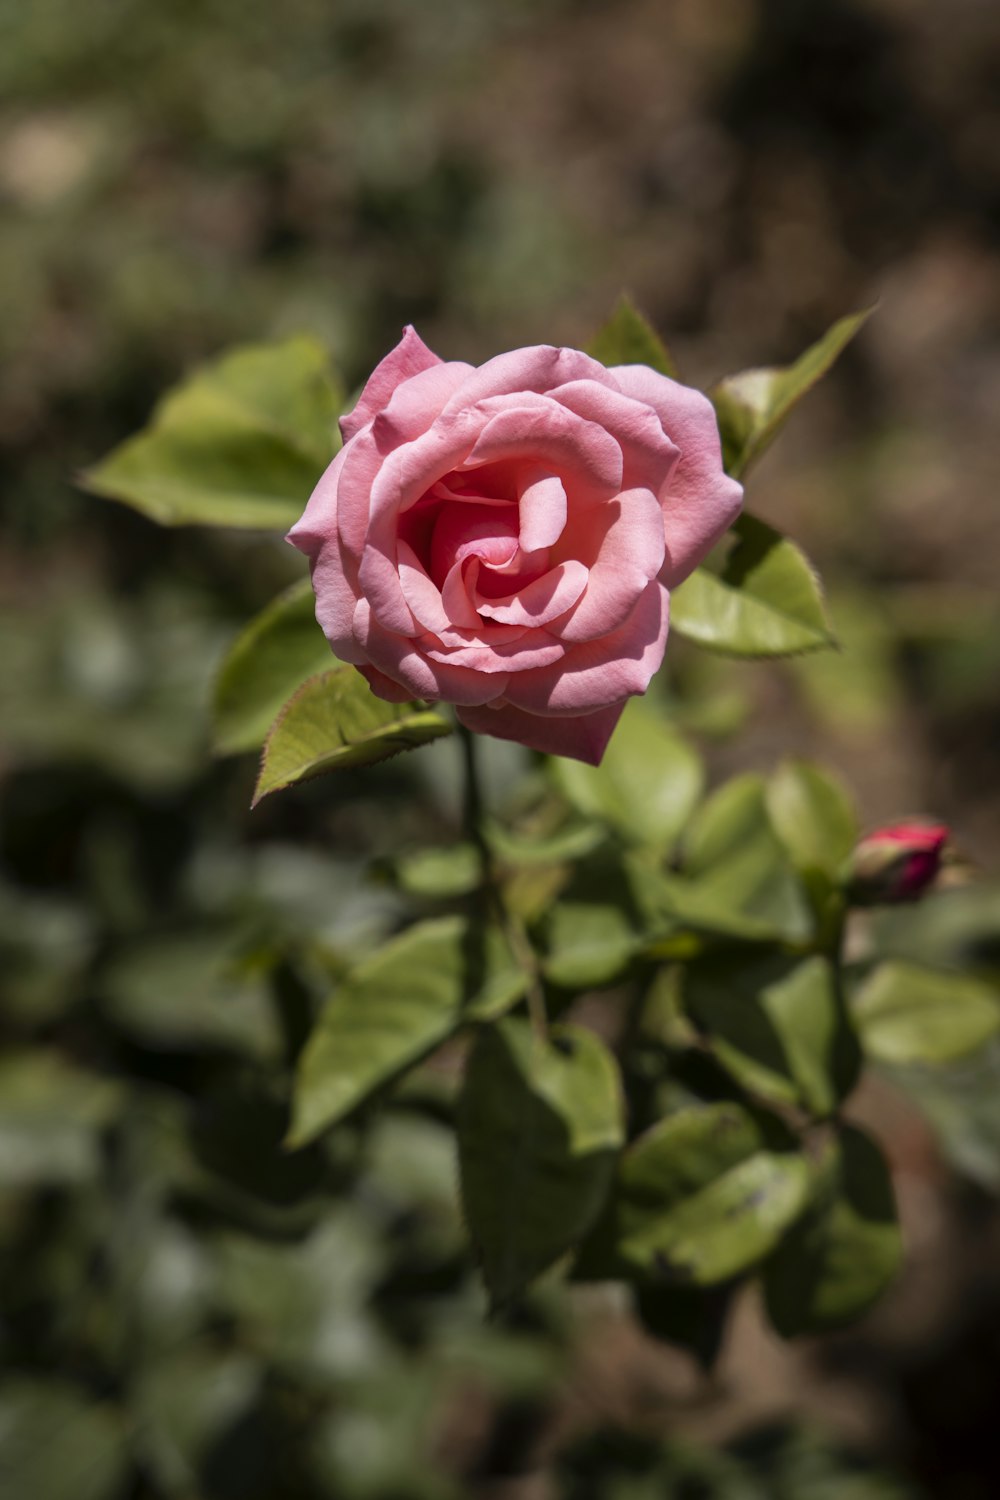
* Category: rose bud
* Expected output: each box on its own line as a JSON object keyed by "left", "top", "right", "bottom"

{"left": 845, "top": 821, "right": 950, "bottom": 905}
{"left": 288, "top": 327, "right": 742, "bottom": 765}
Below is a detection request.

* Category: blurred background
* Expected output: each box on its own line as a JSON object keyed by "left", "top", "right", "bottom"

{"left": 3, "top": 0, "right": 1000, "bottom": 1496}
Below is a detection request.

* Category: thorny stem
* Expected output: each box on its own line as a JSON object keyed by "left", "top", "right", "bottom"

{"left": 457, "top": 723, "right": 548, "bottom": 1040}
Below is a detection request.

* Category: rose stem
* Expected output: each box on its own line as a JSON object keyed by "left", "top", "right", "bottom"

{"left": 457, "top": 722, "right": 548, "bottom": 1040}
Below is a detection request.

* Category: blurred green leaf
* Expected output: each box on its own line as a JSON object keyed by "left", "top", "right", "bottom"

{"left": 288, "top": 915, "right": 526, "bottom": 1146}
{"left": 135, "top": 1349, "right": 259, "bottom": 1494}
{"left": 685, "top": 954, "right": 859, "bottom": 1117}
{"left": 81, "top": 337, "right": 340, "bottom": 529}
{"left": 646, "top": 775, "right": 813, "bottom": 947}
{"left": 213, "top": 577, "right": 332, "bottom": 755}
{"left": 253, "top": 668, "right": 452, "bottom": 804}
{"left": 551, "top": 698, "right": 703, "bottom": 850}
{"left": 885, "top": 1036, "right": 1000, "bottom": 1192}
{"left": 852, "top": 961, "right": 1000, "bottom": 1066}
{"left": 485, "top": 817, "right": 607, "bottom": 868}
{"left": 870, "top": 883, "right": 1000, "bottom": 986}
{"left": 0, "top": 1382, "right": 127, "bottom": 1500}
{"left": 764, "top": 1125, "right": 902, "bottom": 1337}
{"left": 766, "top": 759, "right": 857, "bottom": 885}
{"left": 588, "top": 294, "right": 680, "bottom": 378}
{"left": 578, "top": 1102, "right": 809, "bottom": 1285}
{"left": 670, "top": 515, "right": 835, "bottom": 658}
{"left": 214, "top": 1210, "right": 387, "bottom": 1379}
{"left": 711, "top": 309, "right": 872, "bottom": 479}
{"left": 540, "top": 852, "right": 649, "bottom": 988}
{"left": 100, "top": 931, "right": 280, "bottom": 1058}
{"left": 459, "top": 1017, "right": 624, "bottom": 1304}
{"left": 390, "top": 843, "right": 483, "bottom": 899}
{"left": 0, "top": 1053, "right": 121, "bottom": 1189}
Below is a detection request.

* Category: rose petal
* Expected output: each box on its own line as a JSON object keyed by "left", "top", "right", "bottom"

{"left": 456, "top": 700, "right": 626, "bottom": 765}
{"left": 463, "top": 399, "right": 622, "bottom": 506}
{"left": 371, "top": 359, "right": 474, "bottom": 453}
{"left": 353, "top": 600, "right": 508, "bottom": 705}
{"left": 422, "top": 629, "right": 565, "bottom": 674}
{"left": 503, "top": 580, "right": 668, "bottom": 713}
{"left": 518, "top": 471, "right": 567, "bottom": 551}
{"left": 340, "top": 326, "right": 442, "bottom": 443}
{"left": 476, "top": 559, "right": 589, "bottom": 627}
{"left": 607, "top": 365, "right": 743, "bottom": 585}
{"left": 553, "top": 487, "right": 665, "bottom": 643}
{"left": 439, "top": 345, "right": 612, "bottom": 414}
{"left": 552, "top": 379, "right": 680, "bottom": 494}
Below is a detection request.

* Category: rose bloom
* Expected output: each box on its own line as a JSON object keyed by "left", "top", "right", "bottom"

{"left": 289, "top": 327, "right": 742, "bottom": 764}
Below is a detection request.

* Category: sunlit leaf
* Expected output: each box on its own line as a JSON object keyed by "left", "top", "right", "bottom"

{"left": 852, "top": 961, "right": 1000, "bottom": 1066}
{"left": 213, "top": 578, "right": 332, "bottom": 755}
{"left": 711, "top": 308, "right": 872, "bottom": 479}
{"left": 577, "top": 1101, "right": 809, "bottom": 1286}
{"left": 81, "top": 337, "right": 341, "bottom": 529}
{"left": 765, "top": 758, "right": 857, "bottom": 884}
{"left": 588, "top": 294, "right": 679, "bottom": 379}
{"left": 764, "top": 1125, "right": 902, "bottom": 1336}
{"left": 252, "top": 668, "right": 452, "bottom": 805}
{"left": 540, "top": 852, "right": 648, "bottom": 988}
{"left": 551, "top": 697, "right": 703, "bottom": 850}
{"left": 288, "top": 916, "right": 525, "bottom": 1146}
{"left": 669, "top": 515, "right": 835, "bottom": 658}
{"left": 645, "top": 775, "right": 814, "bottom": 947}
{"left": 459, "top": 1017, "right": 624, "bottom": 1305}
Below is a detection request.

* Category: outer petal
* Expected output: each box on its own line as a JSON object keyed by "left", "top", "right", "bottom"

{"left": 286, "top": 443, "right": 348, "bottom": 558}
{"left": 353, "top": 600, "right": 508, "bottom": 706}
{"left": 457, "top": 700, "right": 626, "bottom": 765}
{"left": 370, "top": 359, "right": 474, "bottom": 453}
{"left": 503, "top": 580, "right": 668, "bottom": 714}
{"left": 552, "top": 379, "right": 680, "bottom": 494}
{"left": 340, "top": 326, "right": 442, "bottom": 443}
{"left": 439, "top": 344, "right": 612, "bottom": 416}
{"left": 608, "top": 365, "right": 743, "bottom": 586}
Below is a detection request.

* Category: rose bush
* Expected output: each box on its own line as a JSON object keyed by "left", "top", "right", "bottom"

{"left": 289, "top": 327, "right": 742, "bottom": 763}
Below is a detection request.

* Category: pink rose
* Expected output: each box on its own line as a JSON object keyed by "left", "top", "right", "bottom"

{"left": 288, "top": 327, "right": 742, "bottom": 764}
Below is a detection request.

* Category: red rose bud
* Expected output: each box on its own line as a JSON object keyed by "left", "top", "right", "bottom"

{"left": 846, "top": 821, "right": 949, "bottom": 906}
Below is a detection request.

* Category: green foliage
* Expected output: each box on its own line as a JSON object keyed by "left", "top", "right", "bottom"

{"left": 459, "top": 1017, "right": 624, "bottom": 1305}
{"left": 684, "top": 953, "right": 859, "bottom": 1118}
{"left": 82, "top": 338, "right": 341, "bottom": 530}
{"left": 214, "top": 577, "right": 333, "bottom": 754}
{"left": 578, "top": 1102, "right": 810, "bottom": 1285}
{"left": 587, "top": 294, "right": 680, "bottom": 378}
{"left": 670, "top": 515, "right": 836, "bottom": 658}
{"left": 0, "top": 1382, "right": 128, "bottom": 1500}
{"left": 852, "top": 961, "right": 1000, "bottom": 1066}
{"left": 649, "top": 773, "right": 814, "bottom": 947}
{"left": 0, "top": 1053, "right": 121, "bottom": 1189}
{"left": 288, "top": 915, "right": 526, "bottom": 1146}
{"left": 711, "top": 309, "right": 872, "bottom": 479}
{"left": 252, "top": 667, "right": 453, "bottom": 805}
{"left": 766, "top": 759, "right": 857, "bottom": 886}
{"left": 764, "top": 1125, "right": 902, "bottom": 1337}
{"left": 551, "top": 697, "right": 703, "bottom": 851}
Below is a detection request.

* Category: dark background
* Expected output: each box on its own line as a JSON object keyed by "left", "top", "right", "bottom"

{"left": 3, "top": 1, "right": 1000, "bottom": 1496}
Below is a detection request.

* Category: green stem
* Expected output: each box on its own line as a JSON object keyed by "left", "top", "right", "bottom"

{"left": 457, "top": 724, "right": 548, "bottom": 1040}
